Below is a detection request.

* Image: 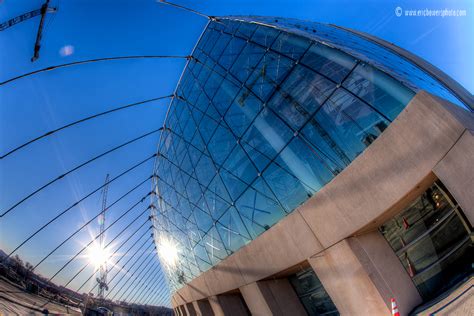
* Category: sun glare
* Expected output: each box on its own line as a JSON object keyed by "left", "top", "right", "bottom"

{"left": 158, "top": 238, "right": 178, "bottom": 267}
{"left": 87, "top": 243, "right": 110, "bottom": 269}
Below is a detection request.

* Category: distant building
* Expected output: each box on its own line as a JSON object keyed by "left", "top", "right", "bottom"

{"left": 151, "top": 16, "right": 473, "bottom": 315}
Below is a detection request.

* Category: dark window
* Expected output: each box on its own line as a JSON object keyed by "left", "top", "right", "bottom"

{"left": 379, "top": 181, "right": 472, "bottom": 301}
{"left": 289, "top": 268, "right": 339, "bottom": 316}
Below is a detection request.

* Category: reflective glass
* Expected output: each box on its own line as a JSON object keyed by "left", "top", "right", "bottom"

{"left": 154, "top": 18, "right": 427, "bottom": 292}
{"left": 303, "top": 89, "right": 389, "bottom": 162}
{"left": 302, "top": 42, "right": 357, "bottom": 83}
{"left": 268, "top": 64, "right": 335, "bottom": 129}
{"left": 380, "top": 182, "right": 472, "bottom": 301}
{"left": 289, "top": 268, "right": 339, "bottom": 316}
{"left": 251, "top": 25, "right": 279, "bottom": 47}
{"left": 343, "top": 63, "right": 416, "bottom": 121}
{"left": 272, "top": 32, "right": 312, "bottom": 60}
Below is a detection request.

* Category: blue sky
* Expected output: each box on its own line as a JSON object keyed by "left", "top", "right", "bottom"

{"left": 0, "top": 0, "right": 472, "bottom": 305}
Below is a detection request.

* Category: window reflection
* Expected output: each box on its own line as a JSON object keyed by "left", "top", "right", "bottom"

{"left": 379, "top": 182, "right": 472, "bottom": 300}
{"left": 343, "top": 63, "right": 415, "bottom": 121}
{"left": 155, "top": 19, "right": 421, "bottom": 291}
{"left": 289, "top": 268, "right": 339, "bottom": 316}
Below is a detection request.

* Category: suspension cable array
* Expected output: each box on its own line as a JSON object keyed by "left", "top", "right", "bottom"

{"left": 0, "top": 95, "right": 172, "bottom": 159}
{"left": 33, "top": 176, "right": 151, "bottom": 270}
{"left": 0, "top": 0, "right": 223, "bottom": 309}
{"left": 1, "top": 129, "right": 162, "bottom": 218}
{"left": 157, "top": 0, "right": 217, "bottom": 21}
{"left": 0, "top": 55, "right": 190, "bottom": 87}
{"left": 2, "top": 153, "right": 156, "bottom": 261}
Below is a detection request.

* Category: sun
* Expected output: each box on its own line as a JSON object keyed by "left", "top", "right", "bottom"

{"left": 158, "top": 237, "right": 179, "bottom": 267}
{"left": 87, "top": 243, "right": 110, "bottom": 269}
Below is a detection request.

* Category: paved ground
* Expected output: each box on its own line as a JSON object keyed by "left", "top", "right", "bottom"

{"left": 415, "top": 277, "right": 473, "bottom": 316}
{"left": 0, "top": 277, "right": 81, "bottom": 315}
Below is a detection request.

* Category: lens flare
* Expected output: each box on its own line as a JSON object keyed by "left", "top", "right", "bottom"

{"left": 87, "top": 243, "right": 110, "bottom": 269}
{"left": 158, "top": 237, "right": 178, "bottom": 267}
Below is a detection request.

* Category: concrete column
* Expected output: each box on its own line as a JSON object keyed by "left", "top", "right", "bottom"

{"left": 240, "top": 282, "right": 273, "bottom": 316}
{"left": 261, "top": 279, "right": 307, "bottom": 315}
{"left": 434, "top": 130, "right": 474, "bottom": 225}
{"left": 192, "top": 301, "right": 202, "bottom": 316}
{"left": 240, "top": 280, "right": 307, "bottom": 316}
{"left": 193, "top": 299, "right": 214, "bottom": 316}
{"left": 309, "top": 232, "right": 422, "bottom": 316}
{"left": 208, "top": 296, "right": 225, "bottom": 316}
{"left": 182, "top": 304, "right": 190, "bottom": 316}
{"left": 177, "top": 305, "right": 186, "bottom": 316}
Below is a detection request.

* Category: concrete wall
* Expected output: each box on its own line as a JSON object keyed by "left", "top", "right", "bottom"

{"left": 173, "top": 91, "right": 474, "bottom": 315}
{"left": 240, "top": 279, "right": 306, "bottom": 316}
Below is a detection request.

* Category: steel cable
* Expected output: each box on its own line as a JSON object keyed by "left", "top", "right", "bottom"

{"left": 48, "top": 207, "right": 150, "bottom": 283}
{"left": 116, "top": 256, "right": 159, "bottom": 302}
{"left": 2, "top": 153, "right": 156, "bottom": 261}
{"left": 0, "top": 129, "right": 162, "bottom": 218}
{"left": 0, "top": 55, "right": 190, "bottom": 87}
{"left": 76, "top": 231, "right": 150, "bottom": 293}
{"left": 33, "top": 176, "right": 151, "bottom": 270}
{"left": 62, "top": 220, "right": 149, "bottom": 289}
{"left": 107, "top": 248, "right": 156, "bottom": 299}
{"left": 129, "top": 267, "right": 165, "bottom": 304}
{"left": 0, "top": 96, "right": 172, "bottom": 159}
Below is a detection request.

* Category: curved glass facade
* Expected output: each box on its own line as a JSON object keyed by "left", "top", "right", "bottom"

{"left": 234, "top": 16, "right": 471, "bottom": 111}
{"left": 150, "top": 17, "right": 446, "bottom": 292}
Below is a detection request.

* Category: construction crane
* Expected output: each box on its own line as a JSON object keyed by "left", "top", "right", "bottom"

{"left": 96, "top": 174, "right": 110, "bottom": 299}
{"left": 0, "top": 0, "right": 57, "bottom": 62}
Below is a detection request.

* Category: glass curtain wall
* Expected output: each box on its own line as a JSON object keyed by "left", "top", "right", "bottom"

{"left": 379, "top": 181, "right": 473, "bottom": 301}
{"left": 289, "top": 268, "right": 339, "bottom": 316}
{"left": 235, "top": 16, "right": 471, "bottom": 111}
{"left": 154, "top": 18, "right": 415, "bottom": 292}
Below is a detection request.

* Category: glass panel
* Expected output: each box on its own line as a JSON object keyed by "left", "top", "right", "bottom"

{"left": 216, "top": 207, "right": 252, "bottom": 254}
{"left": 236, "top": 185, "right": 287, "bottom": 239}
{"left": 268, "top": 65, "right": 336, "bottom": 129}
{"left": 303, "top": 89, "right": 389, "bottom": 163}
{"left": 219, "top": 169, "right": 248, "bottom": 201}
{"left": 223, "top": 144, "right": 258, "bottom": 185}
{"left": 230, "top": 42, "right": 267, "bottom": 83}
{"left": 272, "top": 32, "right": 311, "bottom": 60}
{"left": 241, "top": 140, "right": 272, "bottom": 172}
{"left": 207, "top": 125, "right": 237, "bottom": 166}
{"left": 210, "top": 32, "right": 232, "bottom": 61}
{"left": 251, "top": 25, "right": 280, "bottom": 47}
{"left": 275, "top": 136, "right": 335, "bottom": 193}
{"left": 263, "top": 162, "right": 312, "bottom": 211}
{"left": 380, "top": 181, "right": 472, "bottom": 301}
{"left": 218, "top": 37, "right": 247, "bottom": 70}
{"left": 242, "top": 108, "right": 293, "bottom": 162}
{"left": 246, "top": 51, "right": 294, "bottom": 102}
{"left": 302, "top": 43, "right": 357, "bottom": 83}
{"left": 289, "top": 268, "right": 339, "bottom": 316}
{"left": 224, "top": 88, "right": 263, "bottom": 137}
{"left": 220, "top": 19, "right": 240, "bottom": 34}
{"left": 212, "top": 78, "right": 240, "bottom": 115}
{"left": 235, "top": 22, "right": 257, "bottom": 39}
{"left": 343, "top": 63, "right": 415, "bottom": 121}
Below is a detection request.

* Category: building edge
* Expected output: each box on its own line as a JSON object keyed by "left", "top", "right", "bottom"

{"left": 171, "top": 90, "right": 474, "bottom": 315}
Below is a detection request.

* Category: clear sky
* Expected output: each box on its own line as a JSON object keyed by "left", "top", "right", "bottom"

{"left": 0, "top": 0, "right": 472, "bottom": 306}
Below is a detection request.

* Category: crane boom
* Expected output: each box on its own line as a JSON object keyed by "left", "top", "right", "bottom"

{"left": 0, "top": 0, "right": 56, "bottom": 62}
{"left": 0, "top": 9, "right": 43, "bottom": 31}
{"left": 97, "top": 174, "right": 110, "bottom": 299}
